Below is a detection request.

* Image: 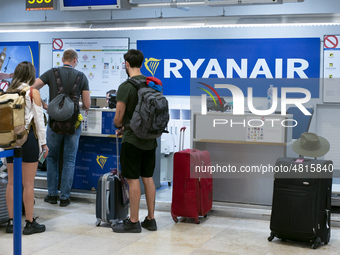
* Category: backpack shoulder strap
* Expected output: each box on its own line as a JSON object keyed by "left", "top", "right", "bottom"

{"left": 127, "top": 77, "right": 147, "bottom": 90}
{"left": 53, "top": 68, "right": 63, "bottom": 93}
{"left": 127, "top": 78, "right": 141, "bottom": 90}
{"left": 71, "top": 71, "right": 82, "bottom": 94}
{"left": 19, "top": 86, "right": 30, "bottom": 96}
{"left": 69, "top": 71, "right": 82, "bottom": 104}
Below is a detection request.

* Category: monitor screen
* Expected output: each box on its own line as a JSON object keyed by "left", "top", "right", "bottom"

{"left": 60, "top": 0, "right": 130, "bottom": 10}
{"left": 63, "top": 0, "right": 118, "bottom": 7}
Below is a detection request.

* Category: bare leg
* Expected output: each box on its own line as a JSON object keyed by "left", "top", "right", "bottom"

{"left": 5, "top": 163, "right": 14, "bottom": 219}
{"left": 142, "top": 177, "right": 156, "bottom": 220}
{"left": 22, "top": 162, "right": 38, "bottom": 222}
{"left": 126, "top": 178, "right": 141, "bottom": 223}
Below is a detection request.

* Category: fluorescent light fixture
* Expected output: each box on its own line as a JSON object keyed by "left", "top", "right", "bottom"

{"left": 0, "top": 22, "right": 338, "bottom": 33}
{"left": 205, "top": 0, "right": 283, "bottom": 5}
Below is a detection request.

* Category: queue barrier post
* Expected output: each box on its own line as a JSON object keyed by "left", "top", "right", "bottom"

{"left": 0, "top": 147, "right": 23, "bottom": 255}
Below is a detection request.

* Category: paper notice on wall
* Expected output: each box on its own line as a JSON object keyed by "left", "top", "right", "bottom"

{"left": 52, "top": 38, "right": 129, "bottom": 97}
{"left": 81, "top": 110, "right": 102, "bottom": 134}
{"left": 246, "top": 116, "right": 284, "bottom": 143}
{"left": 323, "top": 35, "right": 340, "bottom": 103}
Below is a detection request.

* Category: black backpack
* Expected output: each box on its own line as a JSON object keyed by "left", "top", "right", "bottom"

{"left": 49, "top": 68, "right": 82, "bottom": 135}
{"left": 127, "top": 77, "right": 169, "bottom": 139}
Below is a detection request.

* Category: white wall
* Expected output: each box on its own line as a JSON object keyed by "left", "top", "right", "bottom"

{"left": 1, "top": 23, "right": 337, "bottom": 133}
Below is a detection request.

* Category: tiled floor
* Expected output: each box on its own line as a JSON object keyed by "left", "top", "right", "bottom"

{"left": 1, "top": 185, "right": 340, "bottom": 255}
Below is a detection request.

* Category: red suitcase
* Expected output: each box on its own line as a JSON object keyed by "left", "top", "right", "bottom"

{"left": 171, "top": 127, "right": 213, "bottom": 224}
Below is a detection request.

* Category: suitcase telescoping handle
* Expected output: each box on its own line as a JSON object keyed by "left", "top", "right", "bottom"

{"left": 105, "top": 134, "right": 121, "bottom": 215}
{"left": 106, "top": 187, "right": 110, "bottom": 215}
{"left": 116, "top": 134, "right": 120, "bottom": 176}
{"left": 179, "top": 127, "right": 186, "bottom": 151}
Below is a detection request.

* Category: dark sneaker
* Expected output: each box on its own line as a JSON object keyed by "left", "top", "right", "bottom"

{"left": 112, "top": 218, "right": 142, "bottom": 233}
{"left": 6, "top": 219, "right": 13, "bottom": 233}
{"left": 141, "top": 217, "right": 157, "bottom": 231}
{"left": 44, "top": 195, "right": 58, "bottom": 204}
{"left": 60, "top": 198, "right": 70, "bottom": 207}
{"left": 23, "top": 218, "right": 46, "bottom": 235}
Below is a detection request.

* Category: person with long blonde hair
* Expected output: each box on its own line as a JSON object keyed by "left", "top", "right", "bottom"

{"left": 6, "top": 61, "right": 49, "bottom": 235}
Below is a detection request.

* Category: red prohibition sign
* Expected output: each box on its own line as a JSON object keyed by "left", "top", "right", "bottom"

{"left": 324, "top": 35, "right": 339, "bottom": 49}
{"left": 53, "top": 39, "right": 63, "bottom": 50}
{"left": 0, "top": 81, "right": 9, "bottom": 90}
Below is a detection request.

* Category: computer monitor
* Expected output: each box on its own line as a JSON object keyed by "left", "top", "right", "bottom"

{"left": 60, "top": 0, "right": 131, "bottom": 11}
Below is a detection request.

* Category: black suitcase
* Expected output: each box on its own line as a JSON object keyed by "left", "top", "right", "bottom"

{"left": 268, "top": 157, "right": 333, "bottom": 249}
{"left": 0, "top": 176, "right": 9, "bottom": 224}
{"left": 95, "top": 136, "right": 128, "bottom": 227}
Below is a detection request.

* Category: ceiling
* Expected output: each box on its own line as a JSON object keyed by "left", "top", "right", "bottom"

{"left": 1, "top": 0, "right": 339, "bottom": 32}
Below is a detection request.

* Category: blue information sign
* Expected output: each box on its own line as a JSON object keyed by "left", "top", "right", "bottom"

{"left": 137, "top": 38, "right": 320, "bottom": 97}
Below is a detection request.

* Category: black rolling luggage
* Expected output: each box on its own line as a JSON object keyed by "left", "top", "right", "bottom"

{"left": 268, "top": 157, "right": 333, "bottom": 249}
{"left": 95, "top": 136, "right": 129, "bottom": 227}
{"left": 0, "top": 177, "right": 9, "bottom": 224}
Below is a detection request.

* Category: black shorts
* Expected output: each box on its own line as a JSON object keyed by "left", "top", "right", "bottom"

{"left": 120, "top": 142, "right": 156, "bottom": 179}
{"left": 6, "top": 127, "right": 39, "bottom": 163}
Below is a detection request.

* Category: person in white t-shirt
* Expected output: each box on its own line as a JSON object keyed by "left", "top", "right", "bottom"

{"left": 5, "top": 62, "right": 48, "bottom": 235}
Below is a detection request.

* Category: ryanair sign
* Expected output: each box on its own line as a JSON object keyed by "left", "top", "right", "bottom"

{"left": 145, "top": 57, "right": 162, "bottom": 77}
{"left": 96, "top": 155, "right": 108, "bottom": 170}
{"left": 137, "top": 38, "right": 320, "bottom": 97}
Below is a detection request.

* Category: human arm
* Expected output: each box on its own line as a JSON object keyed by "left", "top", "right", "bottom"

{"left": 31, "top": 88, "right": 49, "bottom": 157}
{"left": 114, "top": 101, "right": 126, "bottom": 135}
{"left": 32, "top": 78, "right": 45, "bottom": 90}
{"left": 41, "top": 100, "right": 48, "bottom": 111}
{"left": 81, "top": 90, "right": 91, "bottom": 110}
{"left": 0, "top": 73, "right": 13, "bottom": 79}
{"left": 32, "top": 78, "right": 48, "bottom": 110}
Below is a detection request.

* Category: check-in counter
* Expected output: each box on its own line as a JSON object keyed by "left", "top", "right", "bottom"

{"left": 73, "top": 108, "right": 161, "bottom": 193}
{"left": 193, "top": 112, "right": 292, "bottom": 205}
{"left": 35, "top": 108, "right": 161, "bottom": 192}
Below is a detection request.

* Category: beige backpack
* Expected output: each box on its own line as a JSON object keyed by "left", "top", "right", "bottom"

{"left": 0, "top": 86, "right": 31, "bottom": 149}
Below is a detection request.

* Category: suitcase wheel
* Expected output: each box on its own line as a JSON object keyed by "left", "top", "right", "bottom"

{"left": 268, "top": 232, "right": 275, "bottom": 242}
{"left": 312, "top": 237, "right": 322, "bottom": 249}
{"left": 195, "top": 218, "right": 200, "bottom": 224}
{"left": 109, "top": 220, "right": 117, "bottom": 228}
{"left": 204, "top": 214, "right": 208, "bottom": 218}
{"left": 95, "top": 219, "right": 101, "bottom": 227}
{"left": 325, "top": 231, "right": 330, "bottom": 245}
{"left": 172, "top": 216, "right": 178, "bottom": 223}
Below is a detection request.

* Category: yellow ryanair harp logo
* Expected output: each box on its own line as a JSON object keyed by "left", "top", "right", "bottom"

{"left": 96, "top": 155, "right": 108, "bottom": 169}
{"left": 144, "top": 58, "right": 161, "bottom": 77}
